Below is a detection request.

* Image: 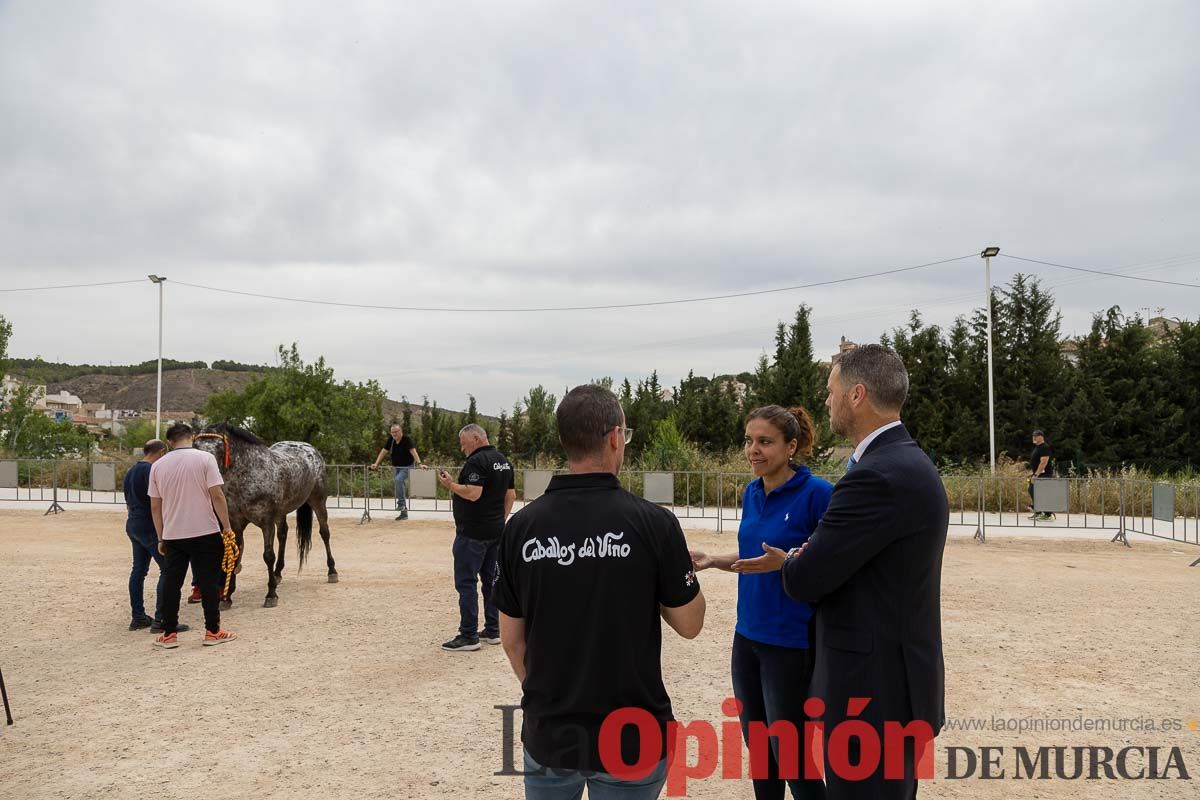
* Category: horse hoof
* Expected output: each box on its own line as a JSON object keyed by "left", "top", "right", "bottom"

{"left": 220, "top": 600, "right": 232, "bottom": 610}
{"left": 235, "top": 565, "right": 243, "bottom": 575}
{"left": 328, "top": 573, "right": 339, "bottom": 584}
{"left": 273, "top": 572, "right": 283, "bottom": 584}
{"left": 263, "top": 597, "right": 278, "bottom": 608}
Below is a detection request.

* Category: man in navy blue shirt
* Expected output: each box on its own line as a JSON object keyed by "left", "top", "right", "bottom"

{"left": 123, "top": 439, "right": 188, "bottom": 633}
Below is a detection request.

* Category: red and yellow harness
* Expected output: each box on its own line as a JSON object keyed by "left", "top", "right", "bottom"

{"left": 193, "top": 432, "right": 240, "bottom": 599}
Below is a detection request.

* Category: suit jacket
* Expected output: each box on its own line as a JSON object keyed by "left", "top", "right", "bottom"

{"left": 782, "top": 424, "right": 947, "bottom": 736}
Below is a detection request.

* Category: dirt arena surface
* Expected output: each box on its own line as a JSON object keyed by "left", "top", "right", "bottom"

{"left": 0, "top": 509, "right": 1197, "bottom": 799}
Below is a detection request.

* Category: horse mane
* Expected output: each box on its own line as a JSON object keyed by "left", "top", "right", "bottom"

{"left": 203, "top": 422, "right": 265, "bottom": 447}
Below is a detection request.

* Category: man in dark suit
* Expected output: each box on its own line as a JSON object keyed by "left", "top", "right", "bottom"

{"left": 734, "top": 344, "right": 947, "bottom": 799}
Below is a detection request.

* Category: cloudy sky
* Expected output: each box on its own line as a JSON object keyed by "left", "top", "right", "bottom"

{"left": 2, "top": 0, "right": 1198, "bottom": 413}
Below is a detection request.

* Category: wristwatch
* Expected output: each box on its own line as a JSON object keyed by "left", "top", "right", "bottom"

{"left": 785, "top": 547, "right": 803, "bottom": 562}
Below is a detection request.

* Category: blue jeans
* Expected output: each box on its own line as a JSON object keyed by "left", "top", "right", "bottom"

{"left": 127, "top": 529, "right": 165, "bottom": 623}
{"left": 452, "top": 533, "right": 499, "bottom": 638}
{"left": 523, "top": 748, "right": 667, "bottom": 800}
{"left": 731, "top": 632, "right": 825, "bottom": 800}
{"left": 392, "top": 466, "right": 410, "bottom": 509}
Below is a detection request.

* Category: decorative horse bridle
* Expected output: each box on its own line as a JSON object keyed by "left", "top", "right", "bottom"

{"left": 193, "top": 432, "right": 232, "bottom": 469}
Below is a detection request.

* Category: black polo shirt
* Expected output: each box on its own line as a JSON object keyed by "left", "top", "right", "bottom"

{"left": 383, "top": 435, "right": 417, "bottom": 467}
{"left": 452, "top": 445, "right": 514, "bottom": 540}
{"left": 492, "top": 472, "right": 701, "bottom": 772}
{"left": 1029, "top": 442, "right": 1054, "bottom": 477}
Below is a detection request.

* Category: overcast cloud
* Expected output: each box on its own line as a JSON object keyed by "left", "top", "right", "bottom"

{"left": 1, "top": 0, "right": 1198, "bottom": 413}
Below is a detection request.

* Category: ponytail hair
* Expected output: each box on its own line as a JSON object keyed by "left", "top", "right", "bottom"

{"left": 744, "top": 405, "right": 816, "bottom": 461}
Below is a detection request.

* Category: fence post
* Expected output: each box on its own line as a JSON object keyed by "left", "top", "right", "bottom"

{"left": 44, "top": 460, "right": 64, "bottom": 516}
{"left": 1111, "top": 480, "right": 1129, "bottom": 547}
{"left": 0, "top": 664, "right": 12, "bottom": 726}
{"left": 717, "top": 474, "right": 723, "bottom": 535}
{"left": 973, "top": 475, "right": 985, "bottom": 543}
{"left": 359, "top": 465, "right": 371, "bottom": 525}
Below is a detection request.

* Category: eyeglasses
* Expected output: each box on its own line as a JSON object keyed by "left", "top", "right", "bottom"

{"left": 603, "top": 426, "right": 634, "bottom": 444}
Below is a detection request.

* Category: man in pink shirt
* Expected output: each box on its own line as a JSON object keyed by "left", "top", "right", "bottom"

{"left": 149, "top": 423, "right": 238, "bottom": 648}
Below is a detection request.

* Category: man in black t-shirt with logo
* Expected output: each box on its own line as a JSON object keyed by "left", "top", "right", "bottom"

{"left": 438, "top": 423, "right": 515, "bottom": 652}
{"left": 493, "top": 384, "right": 706, "bottom": 798}
{"left": 370, "top": 423, "right": 423, "bottom": 520}
{"left": 1027, "top": 429, "right": 1055, "bottom": 521}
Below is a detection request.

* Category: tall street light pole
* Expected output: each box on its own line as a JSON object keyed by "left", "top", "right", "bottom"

{"left": 980, "top": 247, "right": 1000, "bottom": 473}
{"left": 148, "top": 275, "right": 167, "bottom": 438}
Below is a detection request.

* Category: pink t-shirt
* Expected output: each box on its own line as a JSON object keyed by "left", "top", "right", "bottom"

{"left": 148, "top": 448, "right": 224, "bottom": 540}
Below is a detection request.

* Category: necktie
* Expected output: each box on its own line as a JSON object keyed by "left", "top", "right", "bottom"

{"left": 845, "top": 455, "right": 858, "bottom": 473}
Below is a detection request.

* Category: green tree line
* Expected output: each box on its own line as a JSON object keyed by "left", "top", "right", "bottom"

{"left": 498, "top": 276, "right": 1199, "bottom": 473}
{"left": 198, "top": 276, "right": 1200, "bottom": 473}
{"left": 886, "top": 275, "right": 1200, "bottom": 471}
{"left": 7, "top": 273, "right": 1198, "bottom": 473}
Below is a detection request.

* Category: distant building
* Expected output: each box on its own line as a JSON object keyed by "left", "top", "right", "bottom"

{"left": 2, "top": 375, "right": 47, "bottom": 407}
{"left": 1, "top": 375, "right": 19, "bottom": 405}
{"left": 1058, "top": 315, "right": 1180, "bottom": 365}
{"left": 1147, "top": 316, "right": 1181, "bottom": 340}
{"left": 1060, "top": 341, "right": 1081, "bottom": 365}
{"left": 42, "top": 390, "right": 83, "bottom": 417}
{"left": 832, "top": 336, "right": 859, "bottom": 365}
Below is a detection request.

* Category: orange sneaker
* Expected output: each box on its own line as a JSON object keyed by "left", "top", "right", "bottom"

{"left": 153, "top": 632, "right": 179, "bottom": 649}
{"left": 187, "top": 586, "right": 203, "bottom": 604}
{"left": 203, "top": 629, "right": 238, "bottom": 646}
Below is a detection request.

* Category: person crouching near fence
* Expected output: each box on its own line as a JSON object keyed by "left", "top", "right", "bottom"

{"left": 493, "top": 384, "right": 706, "bottom": 798}
{"left": 149, "top": 423, "right": 238, "bottom": 649}
{"left": 690, "top": 405, "right": 831, "bottom": 800}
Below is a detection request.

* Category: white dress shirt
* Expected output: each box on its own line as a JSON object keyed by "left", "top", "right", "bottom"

{"left": 850, "top": 420, "right": 904, "bottom": 465}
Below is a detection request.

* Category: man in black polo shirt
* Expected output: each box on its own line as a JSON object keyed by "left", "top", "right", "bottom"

{"left": 438, "top": 423, "right": 515, "bottom": 652}
{"left": 370, "top": 423, "right": 423, "bottom": 520}
{"left": 494, "top": 384, "right": 706, "bottom": 798}
{"left": 1027, "top": 429, "right": 1055, "bottom": 521}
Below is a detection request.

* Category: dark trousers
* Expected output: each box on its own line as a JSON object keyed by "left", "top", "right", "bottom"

{"left": 161, "top": 532, "right": 224, "bottom": 634}
{"left": 127, "top": 530, "right": 165, "bottom": 623}
{"left": 731, "top": 632, "right": 826, "bottom": 800}
{"left": 823, "top": 731, "right": 919, "bottom": 800}
{"left": 452, "top": 532, "right": 499, "bottom": 638}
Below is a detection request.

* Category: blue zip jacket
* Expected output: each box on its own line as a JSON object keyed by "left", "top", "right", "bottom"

{"left": 736, "top": 465, "right": 833, "bottom": 648}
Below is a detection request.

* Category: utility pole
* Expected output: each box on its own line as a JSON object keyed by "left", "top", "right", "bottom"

{"left": 980, "top": 248, "right": 1000, "bottom": 473}
{"left": 148, "top": 275, "right": 167, "bottom": 438}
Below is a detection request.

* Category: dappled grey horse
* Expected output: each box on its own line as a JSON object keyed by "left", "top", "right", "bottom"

{"left": 194, "top": 423, "right": 338, "bottom": 607}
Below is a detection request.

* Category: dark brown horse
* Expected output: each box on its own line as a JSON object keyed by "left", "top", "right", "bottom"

{"left": 195, "top": 423, "right": 338, "bottom": 607}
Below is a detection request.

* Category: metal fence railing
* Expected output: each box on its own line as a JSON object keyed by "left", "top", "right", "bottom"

{"left": 2, "top": 457, "right": 1197, "bottom": 564}
{"left": 967, "top": 475, "right": 1130, "bottom": 539}
{"left": 336, "top": 466, "right": 760, "bottom": 530}
{"left": 1120, "top": 480, "right": 1200, "bottom": 553}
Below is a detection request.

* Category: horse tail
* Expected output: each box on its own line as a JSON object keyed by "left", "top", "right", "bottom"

{"left": 296, "top": 503, "right": 313, "bottom": 570}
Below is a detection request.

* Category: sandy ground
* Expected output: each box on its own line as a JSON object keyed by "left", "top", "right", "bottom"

{"left": 0, "top": 509, "right": 1197, "bottom": 799}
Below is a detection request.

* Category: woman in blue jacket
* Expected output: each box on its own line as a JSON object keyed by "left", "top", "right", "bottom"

{"left": 691, "top": 405, "right": 830, "bottom": 800}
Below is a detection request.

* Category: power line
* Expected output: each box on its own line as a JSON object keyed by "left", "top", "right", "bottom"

{"left": 0, "top": 278, "right": 145, "bottom": 293}
{"left": 369, "top": 252, "right": 1200, "bottom": 380}
{"left": 172, "top": 253, "right": 978, "bottom": 313}
{"left": 1001, "top": 254, "right": 1200, "bottom": 288}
